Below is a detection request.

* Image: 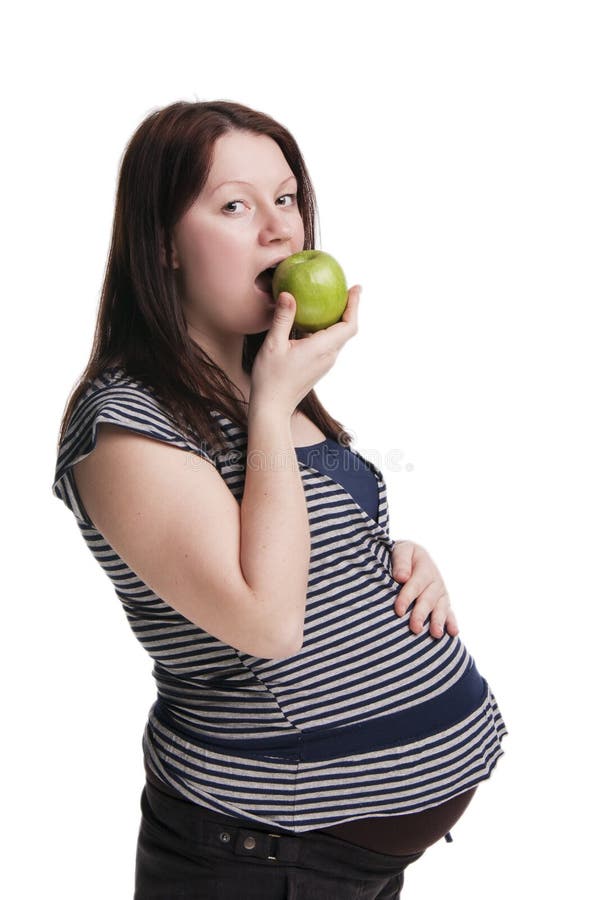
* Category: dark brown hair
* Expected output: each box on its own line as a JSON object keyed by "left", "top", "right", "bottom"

{"left": 55, "top": 99, "right": 354, "bottom": 455}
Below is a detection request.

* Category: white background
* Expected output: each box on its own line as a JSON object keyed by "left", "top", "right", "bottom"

{"left": 3, "top": 0, "right": 598, "bottom": 896}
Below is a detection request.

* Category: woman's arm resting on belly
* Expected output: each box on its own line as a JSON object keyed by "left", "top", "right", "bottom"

{"left": 391, "top": 540, "right": 460, "bottom": 639}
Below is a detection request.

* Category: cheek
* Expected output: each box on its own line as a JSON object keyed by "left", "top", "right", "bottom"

{"left": 293, "top": 213, "right": 306, "bottom": 247}
{"left": 179, "top": 226, "right": 242, "bottom": 286}
{"left": 200, "top": 235, "right": 237, "bottom": 277}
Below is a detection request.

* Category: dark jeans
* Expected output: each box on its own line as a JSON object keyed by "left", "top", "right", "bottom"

{"left": 134, "top": 779, "right": 426, "bottom": 899}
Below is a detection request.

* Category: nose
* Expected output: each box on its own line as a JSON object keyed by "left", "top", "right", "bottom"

{"left": 258, "top": 206, "right": 293, "bottom": 245}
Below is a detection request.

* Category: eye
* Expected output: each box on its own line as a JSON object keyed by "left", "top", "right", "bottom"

{"left": 222, "top": 200, "right": 245, "bottom": 214}
{"left": 276, "top": 192, "right": 297, "bottom": 207}
{"left": 222, "top": 192, "right": 297, "bottom": 216}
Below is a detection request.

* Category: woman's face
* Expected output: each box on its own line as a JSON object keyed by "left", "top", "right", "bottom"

{"left": 170, "top": 129, "right": 305, "bottom": 338}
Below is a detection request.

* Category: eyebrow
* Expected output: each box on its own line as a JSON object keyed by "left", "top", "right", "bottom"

{"left": 210, "top": 174, "right": 297, "bottom": 196}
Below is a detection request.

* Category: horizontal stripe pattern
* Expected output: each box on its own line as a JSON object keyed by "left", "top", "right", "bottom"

{"left": 52, "top": 367, "right": 508, "bottom": 832}
{"left": 142, "top": 685, "right": 506, "bottom": 832}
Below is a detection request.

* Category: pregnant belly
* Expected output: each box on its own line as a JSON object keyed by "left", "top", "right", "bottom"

{"left": 314, "top": 787, "right": 478, "bottom": 855}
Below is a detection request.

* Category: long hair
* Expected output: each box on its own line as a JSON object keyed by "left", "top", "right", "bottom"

{"left": 55, "top": 99, "right": 354, "bottom": 455}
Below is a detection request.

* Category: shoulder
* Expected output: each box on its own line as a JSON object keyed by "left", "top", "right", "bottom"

{"left": 77, "top": 366, "right": 218, "bottom": 457}
{"left": 52, "top": 367, "right": 221, "bottom": 525}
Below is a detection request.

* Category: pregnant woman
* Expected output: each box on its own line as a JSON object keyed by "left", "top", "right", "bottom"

{"left": 52, "top": 99, "right": 508, "bottom": 898}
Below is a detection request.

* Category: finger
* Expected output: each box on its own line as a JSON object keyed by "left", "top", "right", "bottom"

{"left": 444, "top": 608, "right": 460, "bottom": 636}
{"left": 394, "top": 566, "right": 428, "bottom": 615}
{"left": 410, "top": 585, "right": 450, "bottom": 636}
{"left": 428, "top": 595, "right": 454, "bottom": 639}
{"left": 394, "top": 578, "right": 440, "bottom": 624}
{"left": 341, "top": 284, "right": 361, "bottom": 326}
{"left": 391, "top": 540, "right": 415, "bottom": 582}
{"left": 323, "top": 285, "right": 360, "bottom": 340}
{"left": 270, "top": 291, "right": 296, "bottom": 340}
{"left": 393, "top": 571, "right": 432, "bottom": 615}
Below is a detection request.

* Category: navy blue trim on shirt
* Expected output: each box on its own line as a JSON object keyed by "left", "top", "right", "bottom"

{"left": 153, "top": 659, "right": 487, "bottom": 764}
{"left": 295, "top": 438, "right": 379, "bottom": 524}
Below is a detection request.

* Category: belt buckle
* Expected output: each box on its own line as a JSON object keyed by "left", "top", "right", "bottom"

{"left": 267, "top": 832, "right": 280, "bottom": 861}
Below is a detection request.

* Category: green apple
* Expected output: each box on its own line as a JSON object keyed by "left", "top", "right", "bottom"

{"left": 272, "top": 250, "right": 348, "bottom": 332}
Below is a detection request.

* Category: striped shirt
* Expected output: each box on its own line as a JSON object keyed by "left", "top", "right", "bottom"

{"left": 295, "top": 438, "right": 380, "bottom": 524}
{"left": 52, "top": 366, "right": 508, "bottom": 834}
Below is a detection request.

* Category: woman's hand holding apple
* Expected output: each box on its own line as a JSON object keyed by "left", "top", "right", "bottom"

{"left": 250, "top": 285, "right": 361, "bottom": 417}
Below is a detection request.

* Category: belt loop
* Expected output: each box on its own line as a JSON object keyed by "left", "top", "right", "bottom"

{"left": 267, "top": 833, "right": 280, "bottom": 861}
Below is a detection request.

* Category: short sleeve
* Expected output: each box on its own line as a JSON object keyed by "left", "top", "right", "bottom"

{"left": 52, "top": 374, "right": 217, "bottom": 527}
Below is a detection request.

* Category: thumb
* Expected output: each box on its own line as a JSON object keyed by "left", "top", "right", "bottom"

{"left": 270, "top": 292, "right": 296, "bottom": 334}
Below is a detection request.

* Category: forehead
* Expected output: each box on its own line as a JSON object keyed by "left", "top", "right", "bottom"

{"left": 205, "top": 130, "right": 294, "bottom": 188}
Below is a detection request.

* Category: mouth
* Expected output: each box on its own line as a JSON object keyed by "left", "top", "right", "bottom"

{"left": 254, "top": 265, "right": 278, "bottom": 299}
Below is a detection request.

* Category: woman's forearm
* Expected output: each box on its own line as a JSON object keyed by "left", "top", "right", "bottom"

{"left": 239, "top": 400, "right": 311, "bottom": 658}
